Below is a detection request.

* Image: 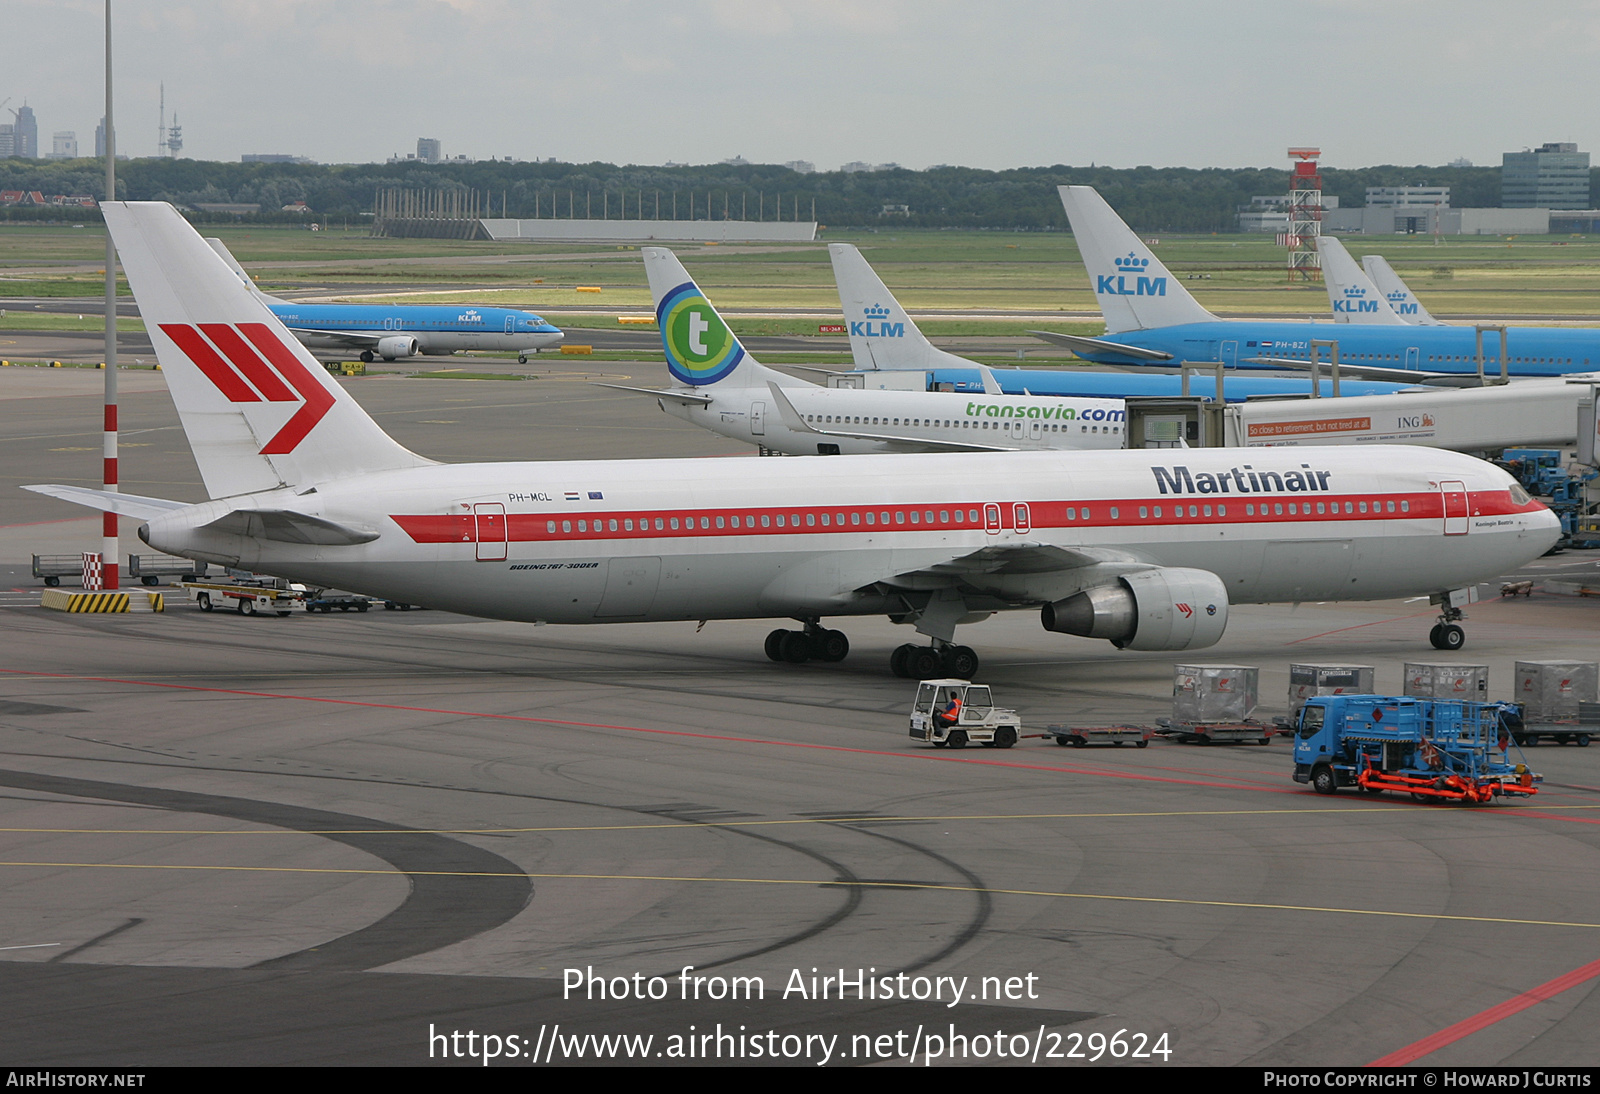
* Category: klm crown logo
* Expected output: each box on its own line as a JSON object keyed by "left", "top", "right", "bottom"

{"left": 851, "top": 302, "right": 904, "bottom": 339}
{"left": 1333, "top": 285, "right": 1380, "bottom": 314}
{"left": 1098, "top": 252, "right": 1166, "bottom": 298}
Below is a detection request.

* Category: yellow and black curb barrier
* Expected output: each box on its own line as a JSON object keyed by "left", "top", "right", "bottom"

{"left": 40, "top": 589, "right": 164, "bottom": 613}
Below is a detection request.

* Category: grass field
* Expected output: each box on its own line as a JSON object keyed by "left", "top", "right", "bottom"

{"left": 5, "top": 222, "right": 1600, "bottom": 318}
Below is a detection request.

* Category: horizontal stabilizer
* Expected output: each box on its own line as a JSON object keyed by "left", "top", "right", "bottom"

{"left": 22, "top": 484, "right": 189, "bottom": 519}
{"left": 1027, "top": 330, "right": 1174, "bottom": 361}
{"left": 202, "top": 509, "right": 380, "bottom": 545}
{"left": 591, "top": 381, "right": 714, "bottom": 405}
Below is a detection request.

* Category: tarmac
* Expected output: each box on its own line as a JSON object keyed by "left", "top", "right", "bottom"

{"left": 0, "top": 356, "right": 1597, "bottom": 1067}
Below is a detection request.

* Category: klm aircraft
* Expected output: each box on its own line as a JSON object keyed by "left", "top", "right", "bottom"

{"left": 828, "top": 243, "right": 1412, "bottom": 401}
{"left": 205, "top": 239, "right": 563, "bottom": 363}
{"left": 1043, "top": 186, "right": 1600, "bottom": 383}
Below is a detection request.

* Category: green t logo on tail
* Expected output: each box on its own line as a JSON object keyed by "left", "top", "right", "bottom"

{"left": 659, "top": 281, "right": 744, "bottom": 386}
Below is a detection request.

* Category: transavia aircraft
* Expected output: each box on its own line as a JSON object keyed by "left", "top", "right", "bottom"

{"left": 1043, "top": 185, "right": 1600, "bottom": 381}
{"left": 827, "top": 242, "right": 1414, "bottom": 402}
{"left": 205, "top": 238, "right": 563, "bottom": 363}
{"left": 27, "top": 202, "right": 1561, "bottom": 678}
{"left": 595, "top": 249, "right": 1129, "bottom": 455}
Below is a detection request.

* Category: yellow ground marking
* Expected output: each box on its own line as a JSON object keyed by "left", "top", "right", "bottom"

{"left": 2, "top": 803, "right": 1593, "bottom": 836}
{"left": 1, "top": 860, "right": 1596, "bottom": 930}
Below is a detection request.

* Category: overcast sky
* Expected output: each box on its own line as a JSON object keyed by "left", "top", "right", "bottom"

{"left": 10, "top": 1, "right": 1600, "bottom": 171}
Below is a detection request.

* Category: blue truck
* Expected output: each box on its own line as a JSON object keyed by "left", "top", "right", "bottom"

{"left": 1293, "top": 695, "right": 1541, "bottom": 804}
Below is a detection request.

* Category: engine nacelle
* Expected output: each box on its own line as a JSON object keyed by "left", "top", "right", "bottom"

{"left": 376, "top": 335, "right": 419, "bottom": 360}
{"left": 1041, "top": 567, "right": 1228, "bottom": 651}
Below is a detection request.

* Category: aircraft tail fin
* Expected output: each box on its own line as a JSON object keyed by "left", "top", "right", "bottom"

{"left": 1361, "top": 254, "right": 1442, "bottom": 325}
{"left": 828, "top": 244, "right": 977, "bottom": 372}
{"left": 1316, "top": 236, "right": 1405, "bottom": 325}
{"left": 102, "top": 202, "right": 432, "bottom": 500}
{"left": 1057, "top": 186, "right": 1217, "bottom": 334}
{"left": 641, "top": 247, "right": 800, "bottom": 390}
{"left": 204, "top": 237, "right": 277, "bottom": 300}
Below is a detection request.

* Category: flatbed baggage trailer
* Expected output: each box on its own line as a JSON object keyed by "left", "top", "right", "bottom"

{"left": 178, "top": 578, "right": 308, "bottom": 617}
{"left": 1045, "top": 724, "right": 1150, "bottom": 748}
{"left": 1293, "top": 694, "right": 1540, "bottom": 803}
{"left": 32, "top": 554, "right": 83, "bottom": 587}
{"left": 1157, "top": 718, "right": 1276, "bottom": 745}
{"left": 126, "top": 553, "right": 210, "bottom": 586}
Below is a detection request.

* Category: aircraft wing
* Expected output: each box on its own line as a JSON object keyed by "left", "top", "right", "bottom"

{"left": 1243, "top": 356, "right": 1464, "bottom": 385}
{"left": 765, "top": 382, "right": 1015, "bottom": 452}
{"left": 881, "top": 542, "right": 1148, "bottom": 589}
{"left": 1027, "top": 331, "right": 1174, "bottom": 361}
{"left": 591, "top": 382, "right": 715, "bottom": 405}
{"left": 280, "top": 326, "right": 388, "bottom": 348}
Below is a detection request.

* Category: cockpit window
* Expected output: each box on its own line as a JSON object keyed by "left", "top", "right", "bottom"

{"left": 1509, "top": 484, "right": 1532, "bottom": 506}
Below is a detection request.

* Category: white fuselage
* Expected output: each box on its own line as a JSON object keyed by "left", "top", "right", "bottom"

{"left": 662, "top": 385, "right": 1127, "bottom": 455}
{"left": 138, "top": 446, "right": 1558, "bottom": 630}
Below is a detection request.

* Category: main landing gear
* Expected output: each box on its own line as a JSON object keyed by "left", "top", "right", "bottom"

{"left": 764, "top": 621, "right": 850, "bottom": 665}
{"left": 890, "top": 642, "right": 979, "bottom": 680}
{"left": 1428, "top": 605, "right": 1466, "bottom": 651}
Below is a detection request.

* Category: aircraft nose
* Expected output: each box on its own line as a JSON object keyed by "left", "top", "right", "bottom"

{"left": 1531, "top": 503, "right": 1563, "bottom": 547}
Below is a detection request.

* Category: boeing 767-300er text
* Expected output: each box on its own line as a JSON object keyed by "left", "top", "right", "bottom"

{"left": 206, "top": 238, "right": 563, "bottom": 363}
{"left": 25, "top": 203, "right": 1560, "bottom": 677}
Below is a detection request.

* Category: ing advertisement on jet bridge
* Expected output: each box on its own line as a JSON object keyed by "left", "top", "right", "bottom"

{"left": 1236, "top": 381, "right": 1589, "bottom": 451}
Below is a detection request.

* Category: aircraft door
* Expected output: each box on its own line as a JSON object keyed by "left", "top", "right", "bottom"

{"left": 1440, "top": 481, "right": 1469, "bottom": 535}
{"left": 1029, "top": 420, "right": 1042, "bottom": 442}
{"left": 1221, "top": 340, "right": 1238, "bottom": 368}
{"left": 1406, "top": 347, "right": 1420, "bottom": 370}
{"left": 1013, "top": 502, "right": 1032, "bottom": 533}
{"left": 505, "top": 315, "right": 515, "bottom": 333}
{"left": 750, "top": 401, "right": 766, "bottom": 436}
{"left": 474, "top": 503, "right": 508, "bottom": 561}
{"left": 984, "top": 504, "right": 1002, "bottom": 535}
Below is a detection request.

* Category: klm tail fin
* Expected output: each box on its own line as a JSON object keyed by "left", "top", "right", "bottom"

{"left": 1316, "top": 236, "right": 1405, "bottom": 325}
{"left": 1361, "top": 254, "right": 1442, "bottom": 325}
{"left": 641, "top": 247, "right": 799, "bottom": 390}
{"left": 204, "top": 238, "right": 277, "bottom": 301}
{"left": 102, "top": 202, "right": 430, "bottom": 500}
{"left": 1057, "top": 186, "right": 1216, "bottom": 334}
{"left": 828, "top": 243, "right": 976, "bottom": 372}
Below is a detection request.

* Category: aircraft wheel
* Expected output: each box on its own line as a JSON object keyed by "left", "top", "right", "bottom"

{"left": 947, "top": 731, "right": 968, "bottom": 750}
{"left": 994, "top": 726, "right": 1017, "bottom": 749}
{"left": 764, "top": 629, "right": 788, "bottom": 662}
{"left": 907, "top": 647, "right": 943, "bottom": 679}
{"left": 1428, "top": 624, "right": 1443, "bottom": 647}
{"left": 518, "top": 355, "right": 528, "bottom": 364}
{"left": 1311, "top": 765, "right": 1338, "bottom": 795}
{"left": 889, "top": 644, "right": 912, "bottom": 678}
{"left": 1437, "top": 624, "right": 1465, "bottom": 651}
{"left": 813, "top": 629, "right": 849, "bottom": 663}
{"left": 942, "top": 645, "right": 979, "bottom": 678}
{"left": 359, "top": 350, "right": 374, "bottom": 363}
{"left": 238, "top": 599, "right": 254, "bottom": 616}
{"left": 197, "top": 593, "right": 212, "bottom": 612}
{"left": 778, "top": 631, "right": 811, "bottom": 664}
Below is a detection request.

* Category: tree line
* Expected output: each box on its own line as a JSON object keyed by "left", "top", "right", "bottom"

{"left": 0, "top": 156, "right": 1570, "bottom": 231}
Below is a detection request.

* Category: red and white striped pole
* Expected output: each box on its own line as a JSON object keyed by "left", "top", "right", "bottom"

{"left": 101, "top": 0, "right": 118, "bottom": 591}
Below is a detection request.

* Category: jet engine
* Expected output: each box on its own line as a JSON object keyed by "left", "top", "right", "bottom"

{"left": 376, "top": 335, "right": 420, "bottom": 360}
{"left": 1041, "top": 567, "right": 1228, "bottom": 651}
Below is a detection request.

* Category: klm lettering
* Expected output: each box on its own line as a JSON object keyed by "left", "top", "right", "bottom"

{"left": 1096, "top": 274, "right": 1167, "bottom": 297}
{"left": 1332, "top": 298, "right": 1381, "bottom": 314}
{"left": 1152, "top": 463, "right": 1333, "bottom": 495}
{"left": 849, "top": 320, "right": 905, "bottom": 338}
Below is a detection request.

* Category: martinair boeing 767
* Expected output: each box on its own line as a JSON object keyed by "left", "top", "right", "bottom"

{"left": 25, "top": 203, "right": 1559, "bottom": 677}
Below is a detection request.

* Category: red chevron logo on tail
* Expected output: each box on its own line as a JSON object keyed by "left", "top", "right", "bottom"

{"left": 159, "top": 322, "right": 334, "bottom": 455}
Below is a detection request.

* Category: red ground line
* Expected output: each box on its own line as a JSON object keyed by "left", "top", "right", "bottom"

{"left": 1368, "top": 955, "right": 1600, "bottom": 1066}
{"left": 0, "top": 667, "right": 1293, "bottom": 793}
{"left": 1285, "top": 606, "right": 1440, "bottom": 644}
